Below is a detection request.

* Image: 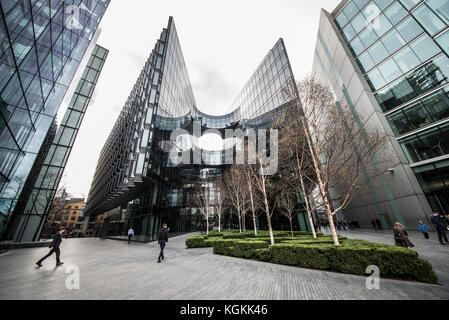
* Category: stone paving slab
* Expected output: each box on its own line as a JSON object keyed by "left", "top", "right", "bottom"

{"left": 0, "top": 232, "right": 447, "bottom": 300}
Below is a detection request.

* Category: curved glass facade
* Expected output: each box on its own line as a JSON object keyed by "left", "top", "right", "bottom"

{"left": 86, "top": 17, "right": 298, "bottom": 241}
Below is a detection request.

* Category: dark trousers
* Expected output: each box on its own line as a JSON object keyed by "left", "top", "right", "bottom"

{"left": 436, "top": 228, "right": 448, "bottom": 243}
{"left": 423, "top": 232, "right": 429, "bottom": 239}
{"left": 38, "top": 248, "right": 60, "bottom": 264}
{"left": 128, "top": 235, "right": 132, "bottom": 244}
{"left": 158, "top": 240, "right": 166, "bottom": 260}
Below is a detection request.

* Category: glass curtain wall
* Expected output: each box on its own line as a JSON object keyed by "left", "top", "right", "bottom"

{"left": 6, "top": 45, "right": 108, "bottom": 242}
{"left": 334, "top": 0, "right": 449, "bottom": 212}
{"left": 0, "top": 0, "right": 110, "bottom": 240}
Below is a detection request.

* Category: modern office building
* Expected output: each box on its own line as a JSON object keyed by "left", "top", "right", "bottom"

{"left": 312, "top": 0, "right": 449, "bottom": 229}
{"left": 86, "top": 17, "right": 300, "bottom": 241}
{"left": 0, "top": 0, "right": 110, "bottom": 241}
{"left": 9, "top": 44, "right": 109, "bottom": 242}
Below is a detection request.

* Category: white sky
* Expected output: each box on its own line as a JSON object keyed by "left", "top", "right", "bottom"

{"left": 64, "top": 0, "right": 342, "bottom": 198}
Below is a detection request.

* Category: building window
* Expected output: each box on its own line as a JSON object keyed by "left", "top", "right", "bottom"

{"left": 399, "top": 122, "right": 449, "bottom": 163}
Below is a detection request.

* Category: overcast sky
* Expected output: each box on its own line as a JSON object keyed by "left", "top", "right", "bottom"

{"left": 64, "top": 0, "right": 342, "bottom": 198}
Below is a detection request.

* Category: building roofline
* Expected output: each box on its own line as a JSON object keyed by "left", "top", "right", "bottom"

{"left": 331, "top": 0, "right": 350, "bottom": 17}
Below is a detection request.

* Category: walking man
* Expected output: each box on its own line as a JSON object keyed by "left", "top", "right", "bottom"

{"left": 430, "top": 212, "right": 449, "bottom": 245}
{"left": 371, "top": 219, "right": 378, "bottom": 232}
{"left": 127, "top": 228, "right": 134, "bottom": 244}
{"left": 36, "top": 228, "right": 65, "bottom": 267}
{"left": 157, "top": 223, "right": 169, "bottom": 263}
{"left": 375, "top": 219, "right": 383, "bottom": 231}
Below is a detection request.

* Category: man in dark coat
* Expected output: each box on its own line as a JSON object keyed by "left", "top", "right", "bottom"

{"left": 430, "top": 212, "right": 449, "bottom": 245}
{"left": 375, "top": 219, "right": 383, "bottom": 231}
{"left": 36, "top": 228, "right": 65, "bottom": 267}
{"left": 371, "top": 219, "right": 377, "bottom": 231}
{"left": 157, "top": 224, "right": 169, "bottom": 263}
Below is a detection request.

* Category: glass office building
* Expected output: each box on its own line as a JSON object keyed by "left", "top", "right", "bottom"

{"left": 86, "top": 17, "right": 299, "bottom": 241}
{"left": 313, "top": 0, "right": 449, "bottom": 229}
{"left": 0, "top": 0, "right": 110, "bottom": 241}
{"left": 6, "top": 45, "right": 108, "bottom": 242}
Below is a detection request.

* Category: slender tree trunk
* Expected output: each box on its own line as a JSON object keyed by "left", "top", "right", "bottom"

{"left": 299, "top": 159, "right": 317, "bottom": 239}
{"left": 248, "top": 178, "right": 257, "bottom": 236}
{"left": 301, "top": 115, "right": 340, "bottom": 245}
{"left": 260, "top": 169, "right": 274, "bottom": 245}
{"left": 289, "top": 218, "right": 294, "bottom": 237}
{"left": 299, "top": 176, "right": 317, "bottom": 239}
{"left": 252, "top": 216, "right": 258, "bottom": 236}
{"left": 266, "top": 206, "right": 275, "bottom": 246}
{"left": 218, "top": 213, "right": 221, "bottom": 233}
{"left": 323, "top": 197, "right": 339, "bottom": 245}
{"left": 306, "top": 209, "right": 317, "bottom": 238}
{"left": 238, "top": 211, "right": 242, "bottom": 233}
{"left": 206, "top": 209, "right": 209, "bottom": 235}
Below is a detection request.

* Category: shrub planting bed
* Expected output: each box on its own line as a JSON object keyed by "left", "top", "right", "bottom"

{"left": 185, "top": 231, "right": 437, "bottom": 284}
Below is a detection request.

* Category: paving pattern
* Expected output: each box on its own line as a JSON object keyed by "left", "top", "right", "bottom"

{"left": 0, "top": 231, "right": 447, "bottom": 300}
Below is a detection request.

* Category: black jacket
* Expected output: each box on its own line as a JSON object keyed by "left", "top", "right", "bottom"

{"left": 158, "top": 228, "right": 169, "bottom": 242}
{"left": 430, "top": 215, "right": 446, "bottom": 231}
{"left": 50, "top": 232, "right": 63, "bottom": 249}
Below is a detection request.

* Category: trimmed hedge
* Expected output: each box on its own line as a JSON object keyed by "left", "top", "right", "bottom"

{"left": 185, "top": 235, "right": 208, "bottom": 248}
{"left": 268, "top": 241, "right": 437, "bottom": 284}
{"left": 212, "top": 239, "right": 237, "bottom": 256}
{"left": 186, "top": 232, "right": 438, "bottom": 284}
{"left": 186, "top": 233, "right": 346, "bottom": 248}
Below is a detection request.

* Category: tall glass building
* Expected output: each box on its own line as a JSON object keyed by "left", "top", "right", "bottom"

{"left": 86, "top": 17, "right": 300, "bottom": 241}
{"left": 313, "top": 0, "right": 449, "bottom": 229}
{"left": 0, "top": 0, "right": 110, "bottom": 241}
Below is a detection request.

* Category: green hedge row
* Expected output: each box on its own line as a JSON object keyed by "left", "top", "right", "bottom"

{"left": 265, "top": 240, "right": 437, "bottom": 283}
{"left": 213, "top": 239, "right": 269, "bottom": 259}
{"left": 187, "top": 235, "right": 438, "bottom": 284}
{"left": 185, "top": 234, "right": 346, "bottom": 249}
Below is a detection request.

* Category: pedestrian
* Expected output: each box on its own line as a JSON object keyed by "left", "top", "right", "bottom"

{"left": 371, "top": 219, "right": 377, "bottom": 231}
{"left": 418, "top": 220, "right": 429, "bottom": 239}
{"left": 430, "top": 212, "right": 449, "bottom": 245}
{"left": 157, "top": 223, "right": 169, "bottom": 263}
{"left": 36, "top": 228, "right": 65, "bottom": 267}
{"left": 393, "top": 222, "right": 414, "bottom": 248}
{"left": 376, "top": 219, "right": 383, "bottom": 231}
{"left": 127, "top": 228, "right": 134, "bottom": 244}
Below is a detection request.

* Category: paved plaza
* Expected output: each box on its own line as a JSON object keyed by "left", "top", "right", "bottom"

{"left": 0, "top": 231, "right": 448, "bottom": 300}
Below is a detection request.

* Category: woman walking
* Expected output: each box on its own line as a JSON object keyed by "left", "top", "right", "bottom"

{"left": 393, "top": 222, "right": 414, "bottom": 248}
{"left": 157, "top": 223, "right": 169, "bottom": 263}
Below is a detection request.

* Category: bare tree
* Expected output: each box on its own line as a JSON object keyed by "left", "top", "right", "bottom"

{"left": 281, "top": 77, "right": 387, "bottom": 245}
{"left": 278, "top": 188, "right": 298, "bottom": 237}
{"left": 276, "top": 106, "right": 318, "bottom": 238}
{"left": 212, "top": 177, "right": 228, "bottom": 233}
{"left": 247, "top": 157, "right": 277, "bottom": 245}
{"left": 192, "top": 174, "right": 213, "bottom": 235}
{"left": 224, "top": 166, "right": 247, "bottom": 233}
{"left": 244, "top": 165, "right": 262, "bottom": 236}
